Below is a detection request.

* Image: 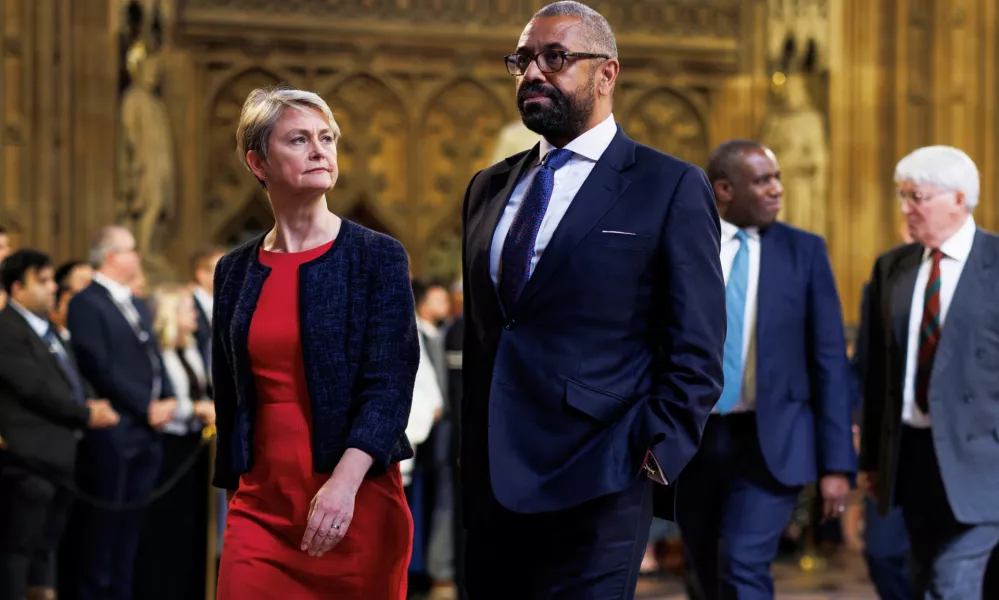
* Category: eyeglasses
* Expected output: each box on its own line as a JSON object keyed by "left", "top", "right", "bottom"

{"left": 504, "top": 49, "right": 610, "bottom": 76}
{"left": 896, "top": 189, "right": 940, "bottom": 206}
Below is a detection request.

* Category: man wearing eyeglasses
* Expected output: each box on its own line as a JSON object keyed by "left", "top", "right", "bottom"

{"left": 459, "top": 2, "right": 726, "bottom": 598}
{"left": 859, "top": 145, "right": 999, "bottom": 599}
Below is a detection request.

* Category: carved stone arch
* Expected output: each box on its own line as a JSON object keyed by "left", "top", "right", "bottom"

{"left": 323, "top": 74, "right": 410, "bottom": 234}
{"left": 342, "top": 199, "right": 395, "bottom": 239}
{"left": 202, "top": 65, "right": 286, "bottom": 116}
{"left": 203, "top": 68, "right": 283, "bottom": 241}
{"left": 214, "top": 187, "right": 273, "bottom": 248}
{"left": 420, "top": 77, "right": 505, "bottom": 238}
{"left": 622, "top": 87, "right": 710, "bottom": 168}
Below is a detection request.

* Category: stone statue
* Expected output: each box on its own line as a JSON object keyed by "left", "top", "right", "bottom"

{"left": 760, "top": 74, "right": 829, "bottom": 236}
{"left": 119, "top": 41, "right": 175, "bottom": 257}
{"left": 490, "top": 120, "right": 540, "bottom": 163}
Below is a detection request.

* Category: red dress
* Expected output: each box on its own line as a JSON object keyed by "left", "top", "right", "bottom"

{"left": 217, "top": 240, "right": 413, "bottom": 600}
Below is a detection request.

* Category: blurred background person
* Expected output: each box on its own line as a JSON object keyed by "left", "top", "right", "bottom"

{"left": 212, "top": 86, "right": 419, "bottom": 599}
{"left": 134, "top": 284, "right": 216, "bottom": 600}
{"left": 62, "top": 225, "right": 177, "bottom": 600}
{"left": 0, "top": 249, "right": 118, "bottom": 600}
{"left": 50, "top": 262, "right": 95, "bottom": 342}
{"left": 0, "top": 226, "right": 13, "bottom": 310}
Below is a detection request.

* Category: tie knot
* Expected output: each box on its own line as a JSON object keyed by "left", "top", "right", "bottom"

{"left": 929, "top": 248, "right": 944, "bottom": 262}
{"left": 542, "top": 148, "right": 573, "bottom": 171}
{"left": 734, "top": 229, "right": 749, "bottom": 244}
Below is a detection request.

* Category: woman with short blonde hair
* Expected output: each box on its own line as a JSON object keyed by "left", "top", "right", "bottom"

{"left": 212, "top": 86, "right": 418, "bottom": 599}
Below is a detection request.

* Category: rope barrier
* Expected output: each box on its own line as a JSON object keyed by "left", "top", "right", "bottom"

{"left": 0, "top": 426, "right": 216, "bottom": 511}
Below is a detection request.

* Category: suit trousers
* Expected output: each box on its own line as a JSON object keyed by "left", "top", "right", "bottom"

{"left": 676, "top": 413, "right": 803, "bottom": 600}
{"left": 862, "top": 496, "right": 914, "bottom": 600}
{"left": 464, "top": 475, "right": 654, "bottom": 600}
{"left": 0, "top": 458, "right": 73, "bottom": 600}
{"left": 61, "top": 435, "right": 161, "bottom": 600}
{"left": 895, "top": 426, "right": 999, "bottom": 600}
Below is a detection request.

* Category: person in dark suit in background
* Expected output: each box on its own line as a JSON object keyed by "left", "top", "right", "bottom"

{"left": 459, "top": 3, "right": 726, "bottom": 597}
{"left": 676, "top": 140, "right": 855, "bottom": 599}
{"left": 62, "top": 225, "right": 177, "bottom": 600}
{"left": 0, "top": 249, "right": 119, "bottom": 600}
{"left": 860, "top": 145, "right": 999, "bottom": 599}
{"left": 189, "top": 246, "right": 225, "bottom": 371}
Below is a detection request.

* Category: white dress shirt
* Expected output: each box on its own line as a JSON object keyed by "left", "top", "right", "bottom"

{"left": 92, "top": 272, "right": 143, "bottom": 334}
{"left": 489, "top": 114, "right": 618, "bottom": 285}
{"left": 161, "top": 346, "right": 208, "bottom": 435}
{"left": 902, "top": 215, "right": 977, "bottom": 428}
{"left": 715, "top": 219, "right": 761, "bottom": 413}
{"left": 193, "top": 287, "right": 213, "bottom": 324}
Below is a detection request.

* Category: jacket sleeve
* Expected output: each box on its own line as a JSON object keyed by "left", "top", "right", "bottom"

{"left": 806, "top": 237, "right": 858, "bottom": 475}
{"left": 646, "top": 166, "right": 727, "bottom": 484}
{"left": 345, "top": 239, "right": 421, "bottom": 470}
{"left": 210, "top": 257, "right": 240, "bottom": 490}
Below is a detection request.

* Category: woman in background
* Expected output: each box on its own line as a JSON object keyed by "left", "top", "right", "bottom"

{"left": 134, "top": 284, "right": 215, "bottom": 600}
{"left": 212, "top": 86, "right": 419, "bottom": 600}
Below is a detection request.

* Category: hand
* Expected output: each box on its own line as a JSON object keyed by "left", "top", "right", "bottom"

{"left": 193, "top": 400, "right": 216, "bottom": 427}
{"left": 819, "top": 474, "right": 851, "bottom": 521}
{"left": 300, "top": 448, "right": 373, "bottom": 557}
{"left": 86, "top": 399, "right": 120, "bottom": 429}
{"left": 858, "top": 470, "right": 879, "bottom": 503}
{"left": 301, "top": 476, "right": 357, "bottom": 557}
{"left": 148, "top": 398, "right": 177, "bottom": 430}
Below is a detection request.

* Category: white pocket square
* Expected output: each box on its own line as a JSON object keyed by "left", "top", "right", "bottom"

{"left": 601, "top": 230, "right": 637, "bottom": 236}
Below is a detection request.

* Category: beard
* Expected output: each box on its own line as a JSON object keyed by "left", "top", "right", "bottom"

{"left": 517, "top": 75, "right": 595, "bottom": 141}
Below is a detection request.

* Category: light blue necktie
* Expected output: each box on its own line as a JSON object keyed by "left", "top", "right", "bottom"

{"left": 716, "top": 230, "right": 749, "bottom": 414}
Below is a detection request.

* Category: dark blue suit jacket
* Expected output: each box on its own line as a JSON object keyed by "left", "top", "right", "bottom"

{"left": 210, "top": 219, "right": 420, "bottom": 490}
{"left": 461, "top": 126, "right": 727, "bottom": 520}
{"left": 67, "top": 282, "right": 175, "bottom": 456}
{"left": 748, "top": 222, "right": 856, "bottom": 485}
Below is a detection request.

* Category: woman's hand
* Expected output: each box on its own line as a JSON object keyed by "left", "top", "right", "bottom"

{"left": 300, "top": 448, "right": 373, "bottom": 557}
{"left": 193, "top": 400, "right": 216, "bottom": 427}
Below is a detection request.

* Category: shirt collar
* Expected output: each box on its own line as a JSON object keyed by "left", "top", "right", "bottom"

{"left": 93, "top": 272, "right": 133, "bottom": 305}
{"left": 720, "top": 219, "right": 760, "bottom": 243}
{"left": 927, "top": 214, "right": 976, "bottom": 262}
{"left": 9, "top": 299, "right": 51, "bottom": 338}
{"left": 538, "top": 113, "right": 617, "bottom": 165}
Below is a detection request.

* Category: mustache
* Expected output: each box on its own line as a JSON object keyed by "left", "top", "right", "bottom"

{"left": 517, "top": 82, "right": 562, "bottom": 103}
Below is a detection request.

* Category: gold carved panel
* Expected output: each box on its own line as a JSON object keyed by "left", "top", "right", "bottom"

{"left": 622, "top": 88, "right": 710, "bottom": 168}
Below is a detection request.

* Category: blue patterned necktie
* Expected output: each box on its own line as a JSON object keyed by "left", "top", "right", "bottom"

{"left": 44, "top": 327, "right": 87, "bottom": 405}
{"left": 498, "top": 148, "right": 574, "bottom": 310}
{"left": 716, "top": 230, "right": 749, "bottom": 414}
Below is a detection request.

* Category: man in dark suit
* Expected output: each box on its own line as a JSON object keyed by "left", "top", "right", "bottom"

{"left": 189, "top": 246, "right": 225, "bottom": 370}
{"left": 459, "top": 2, "right": 726, "bottom": 597}
{"left": 0, "top": 249, "right": 118, "bottom": 600}
{"left": 62, "top": 225, "right": 177, "bottom": 600}
{"left": 675, "top": 140, "right": 855, "bottom": 599}
{"left": 860, "top": 145, "right": 999, "bottom": 599}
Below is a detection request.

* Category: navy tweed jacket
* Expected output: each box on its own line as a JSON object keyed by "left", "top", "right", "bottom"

{"left": 211, "top": 219, "right": 420, "bottom": 490}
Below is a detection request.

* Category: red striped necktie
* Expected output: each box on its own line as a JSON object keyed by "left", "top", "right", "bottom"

{"left": 915, "top": 248, "right": 943, "bottom": 414}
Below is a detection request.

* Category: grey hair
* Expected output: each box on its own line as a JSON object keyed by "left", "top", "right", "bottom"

{"left": 236, "top": 86, "right": 341, "bottom": 186}
{"left": 533, "top": 1, "right": 618, "bottom": 59}
{"left": 88, "top": 225, "right": 130, "bottom": 268}
{"left": 894, "top": 145, "right": 979, "bottom": 211}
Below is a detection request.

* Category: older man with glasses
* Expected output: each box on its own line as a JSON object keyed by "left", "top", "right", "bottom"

{"left": 860, "top": 145, "right": 999, "bottom": 599}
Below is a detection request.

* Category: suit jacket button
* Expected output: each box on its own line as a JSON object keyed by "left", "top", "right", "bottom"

{"left": 965, "top": 394, "right": 973, "bottom": 403}
{"left": 504, "top": 319, "right": 516, "bottom": 330}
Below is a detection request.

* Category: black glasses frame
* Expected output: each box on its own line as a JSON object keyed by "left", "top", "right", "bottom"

{"left": 503, "top": 49, "right": 610, "bottom": 76}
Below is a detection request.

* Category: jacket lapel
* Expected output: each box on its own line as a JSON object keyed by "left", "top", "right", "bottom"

{"left": 754, "top": 225, "right": 782, "bottom": 400}
{"left": 0, "top": 307, "right": 74, "bottom": 391}
{"left": 515, "top": 127, "right": 635, "bottom": 310}
{"left": 469, "top": 147, "right": 539, "bottom": 321}
{"left": 888, "top": 244, "right": 922, "bottom": 358}
{"left": 932, "top": 229, "right": 995, "bottom": 375}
